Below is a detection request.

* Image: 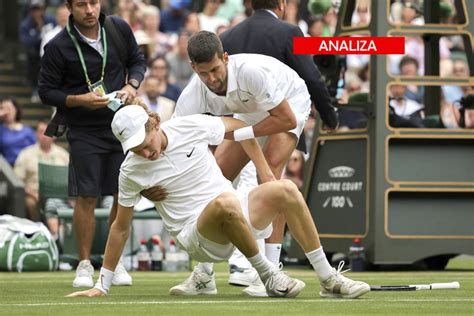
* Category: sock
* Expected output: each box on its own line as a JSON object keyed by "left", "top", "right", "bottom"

{"left": 247, "top": 252, "right": 276, "bottom": 282}
{"left": 197, "top": 262, "right": 214, "bottom": 275}
{"left": 306, "top": 247, "right": 334, "bottom": 282}
{"left": 264, "top": 243, "right": 282, "bottom": 266}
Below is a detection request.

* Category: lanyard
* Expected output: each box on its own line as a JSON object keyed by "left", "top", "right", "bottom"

{"left": 66, "top": 22, "right": 108, "bottom": 87}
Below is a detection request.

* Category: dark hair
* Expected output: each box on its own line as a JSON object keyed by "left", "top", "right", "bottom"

{"left": 0, "top": 98, "right": 22, "bottom": 122}
{"left": 398, "top": 55, "right": 419, "bottom": 71}
{"left": 187, "top": 31, "right": 223, "bottom": 64}
{"left": 252, "top": 0, "right": 279, "bottom": 10}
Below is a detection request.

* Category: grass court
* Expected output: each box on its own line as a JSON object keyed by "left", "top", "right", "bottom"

{"left": 0, "top": 258, "right": 472, "bottom": 315}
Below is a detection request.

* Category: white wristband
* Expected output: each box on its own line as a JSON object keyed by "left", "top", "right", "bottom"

{"left": 94, "top": 267, "right": 114, "bottom": 294}
{"left": 234, "top": 126, "right": 255, "bottom": 142}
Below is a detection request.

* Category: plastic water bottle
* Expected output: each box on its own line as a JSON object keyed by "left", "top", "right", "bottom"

{"left": 137, "top": 239, "right": 150, "bottom": 271}
{"left": 151, "top": 237, "right": 163, "bottom": 271}
{"left": 348, "top": 238, "right": 366, "bottom": 272}
{"left": 164, "top": 239, "right": 179, "bottom": 272}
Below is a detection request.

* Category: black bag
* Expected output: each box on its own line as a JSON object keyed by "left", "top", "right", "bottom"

{"left": 45, "top": 16, "right": 128, "bottom": 137}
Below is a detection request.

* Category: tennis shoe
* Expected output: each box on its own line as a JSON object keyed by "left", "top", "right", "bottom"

{"left": 320, "top": 261, "right": 370, "bottom": 299}
{"left": 72, "top": 260, "right": 94, "bottom": 288}
{"left": 264, "top": 269, "right": 305, "bottom": 298}
{"left": 169, "top": 265, "right": 217, "bottom": 295}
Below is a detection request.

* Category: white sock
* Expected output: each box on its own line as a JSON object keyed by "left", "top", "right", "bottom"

{"left": 264, "top": 243, "right": 282, "bottom": 266}
{"left": 306, "top": 247, "right": 333, "bottom": 282}
{"left": 197, "top": 262, "right": 214, "bottom": 275}
{"left": 247, "top": 252, "right": 276, "bottom": 282}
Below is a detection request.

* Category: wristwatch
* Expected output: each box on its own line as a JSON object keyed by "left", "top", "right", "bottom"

{"left": 128, "top": 79, "right": 140, "bottom": 90}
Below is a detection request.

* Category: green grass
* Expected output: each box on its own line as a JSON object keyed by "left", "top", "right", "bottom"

{"left": 0, "top": 261, "right": 473, "bottom": 316}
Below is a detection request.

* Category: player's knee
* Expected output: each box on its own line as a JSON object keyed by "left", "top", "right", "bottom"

{"left": 213, "top": 192, "right": 241, "bottom": 220}
{"left": 278, "top": 179, "right": 300, "bottom": 202}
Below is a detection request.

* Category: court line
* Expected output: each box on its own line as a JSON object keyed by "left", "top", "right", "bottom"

{"left": 1, "top": 298, "right": 473, "bottom": 307}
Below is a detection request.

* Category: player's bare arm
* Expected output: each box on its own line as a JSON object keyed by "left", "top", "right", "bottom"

{"left": 66, "top": 204, "right": 134, "bottom": 298}
{"left": 221, "top": 117, "right": 275, "bottom": 183}
{"left": 252, "top": 99, "right": 297, "bottom": 137}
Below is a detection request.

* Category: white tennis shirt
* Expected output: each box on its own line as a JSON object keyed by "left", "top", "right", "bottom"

{"left": 118, "top": 115, "right": 234, "bottom": 237}
{"left": 174, "top": 54, "right": 311, "bottom": 124}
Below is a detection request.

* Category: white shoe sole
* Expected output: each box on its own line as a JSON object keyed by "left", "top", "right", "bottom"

{"left": 267, "top": 279, "right": 306, "bottom": 298}
{"left": 112, "top": 278, "right": 133, "bottom": 286}
{"left": 169, "top": 288, "right": 218, "bottom": 296}
{"left": 242, "top": 286, "right": 268, "bottom": 297}
{"left": 319, "top": 284, "right": 371, "bottom": 299}
{"left": 228, "top": 274, "right": 254, "bottom": 287}
{"left": 72, "top": 278, "right": 93, "bottom": 288}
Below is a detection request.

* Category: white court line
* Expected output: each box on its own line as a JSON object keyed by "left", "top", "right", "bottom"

{"left": 1, "top": 298, "right": 473, "bottom": 307}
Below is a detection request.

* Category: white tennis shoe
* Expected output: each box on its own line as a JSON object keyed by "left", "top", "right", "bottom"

{"left": 169, "top": 265, "right": 217, "bottom": 295}
{"left": 320, "top": 261, "right": 370, "bottom": 299}
{"left": 72, "top": 260, "right": 94, "bottom": 288}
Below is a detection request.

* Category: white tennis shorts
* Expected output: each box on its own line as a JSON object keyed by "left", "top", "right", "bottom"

{"left": 175, "top": 190, "right": 273, "bottom": 263}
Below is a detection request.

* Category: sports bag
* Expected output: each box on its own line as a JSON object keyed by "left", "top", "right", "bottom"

{"left": 0, "top": 215, "right": 58, "bottom": 272}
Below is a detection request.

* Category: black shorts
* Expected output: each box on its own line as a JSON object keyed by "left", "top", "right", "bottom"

{"left": 67, "top": 127, "right": 125, "bottom": 197}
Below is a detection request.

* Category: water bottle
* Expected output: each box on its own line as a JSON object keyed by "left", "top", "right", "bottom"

{"left": 151, "top": 237, "right": 163, "bottom": 271}
{"left": 137, "top": 239, "right": 150, "bottom": 271}
{"left": 164, "top": 239, "right": 179, "bottom": 272}
{"left": 348, "top": 238, "right": 366, "bottom": 272}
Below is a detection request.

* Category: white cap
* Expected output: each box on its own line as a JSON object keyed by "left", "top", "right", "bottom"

{"left": 112, "top": 105, "right": 148, "bottom": 154}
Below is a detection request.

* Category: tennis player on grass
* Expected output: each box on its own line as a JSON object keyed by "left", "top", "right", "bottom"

{"left": 67, "top": 104, "right": 369, "bottom": 299}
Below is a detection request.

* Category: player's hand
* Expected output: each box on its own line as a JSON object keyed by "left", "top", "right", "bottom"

{"left": 117, "top": 85, "right": 137, "bottom": 105}
{"left": 141, "top": 185, "right": 168, "bottom": 202}
{"left": 66, "top": 288, "right": 105, "bottom": 298}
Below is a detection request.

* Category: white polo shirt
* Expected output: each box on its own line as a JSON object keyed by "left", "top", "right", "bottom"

{"left": 118, "top": 115, "right": 235, "bottom": 237}
{"left": 174, "top": 54, "right": 311, "bottom": 125}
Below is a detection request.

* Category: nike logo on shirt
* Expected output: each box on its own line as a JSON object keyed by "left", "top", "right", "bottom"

{"left": 186, "top": 147, "right": 195, "bottom": 158}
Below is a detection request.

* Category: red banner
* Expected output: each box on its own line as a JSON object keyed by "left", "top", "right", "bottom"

{"left": 293, "top": 37, "right": 405, "bottom": 55}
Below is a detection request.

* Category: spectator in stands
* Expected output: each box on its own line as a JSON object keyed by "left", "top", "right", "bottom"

{"left": 134, "top": 5, "right": 171, "bottom": 58}
{"left": 139, "top": 76, "right": 176, "bottom": 121}
{"left": 282, "top": 150, "right": 305, "bottom": 189}
{"left": 40, "top": 3, "right": 69, "bottom": 57}
{"left": 159, "top": 0, "right": 191, "bottom": 34}
{"left": 0, "top": 98, "right": 36, "bottom": 166}
{"left": 389, "top": 84, "right": 425, "bottom": 128}
{"left": 183, "top": 12, "right": 201, "bottom": 35}
{"left": 14, "top": 122, "right": 69, "bottom": 224}
{"left": 400, "top": 1, "right": 424, "bottom": 25}
{"left": 166, "top": 29, "right": 194, "bottom": 89}
{"left": 149, "top": 56, "right": 182, "bottom": 102}
{"left": 307, "top": 15, "right": 325, "bottom": 37}
{"left": 442, "top": 58, "right": 469, "bottom": 103}
{"left": 38, "top": 0, "right": 146, "bottom": 288}
{"left": 114, "top": 0, "right": 143, "bottom": 31}
{"left": 216, "top": 0, "right": 245, "bottom": 22}
{"left": 283, "top": 0, "right": 307, "bottom": 34}
{"left": 19, "top": 0, "right": 56, "bottom": 102}
{"left": 351, "top": 0, "right": 370, "bottom": 27}
{"left": 198, "top": 0, "right": 229, "bottom": 33}
{"left": 399, "top": 56, "right": 424, "bottom": 104}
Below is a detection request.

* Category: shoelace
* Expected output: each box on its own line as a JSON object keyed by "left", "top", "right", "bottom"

{"left": 77, "top": 264, "right": 92, "bottom": 277}
{"left": 335, "top": 260, "right": 351, "bottom": 276}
